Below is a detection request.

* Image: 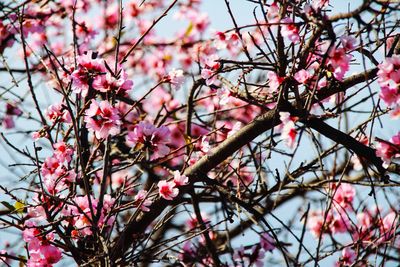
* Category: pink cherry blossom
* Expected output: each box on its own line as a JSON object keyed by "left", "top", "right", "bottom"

{"left": 186, "top": 212, "right": 210, "bottom": 230}
{"left": 379, "top": 211, "right": 398, "bottom": 242}
{"left": 279, "top": 112, "right": 297, "bottom": 149}
{"left": 173, "top": 170, "right": 189, "bottom": 186}
{"left": 267, "top": 2, "right": 280, "bottom": 23}
{"left": 332, "top": 183, "right": 355, "bottom": 210}
{"left": 281, "top": 18, "right": 300, "bottom": 43}
{"left": 375, "top": 132, "right": 400, "bottom": 167}
{"left": 201, "top": 68, "right": 217, "bottom": 86}
{"left": 267, "top": 71, "right": 284, "bottom": 93}
{"left": 71, "top": 52, "right": 106, "bottom": 97}
{"left": 377, "top": 55, "right": 400, "bottom": 90}
{"left": 260, "top": 233, "right": 275, "bottom": 251}
{"left": 328, "top": 47, "right": 352, "bottom": 81}
{"left": 2, "top": 115, "right": 15, "bottom": 129}
{"left": 167, "top": 68, "right": 185, "bottom": 89}
{"left": 53, "top": 141, "right": 73, "bottom": 163}
{"left": 84, "top": 100, "right": 121, "bottom": 139}
{"left": 92, "top": 69, "right": 133, "bottom": 93}
{"left": 340, "top": 35, "right": 357, "bottom": 51}
{"left": 45, "top": 103, "right": 71, "bottom": 123}
{"left": 40, "top": 245, "right": 62, "bottom": 264}
{"left": 335, "top": 247, "right": 356, "bottom": 267}
{"left": 134, "top": 190, "right": 153, "bottom": 212}
{"left": 312, "top": 0, "right": 329, "bottom": 11}
{"left": 126, "top": 122, "right": 171, "bottom": 160}
{"left": 157, "top": 180, "right": 179, "bottom": 200}
{"left": 294, "top": 69, "right": 312, "bottom": 84}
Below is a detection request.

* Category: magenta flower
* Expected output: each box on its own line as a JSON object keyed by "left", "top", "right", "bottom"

{"left": 92, "top": 68, "right": 133, "bottom": 93}
{"left": 126, "top": 121, "right": 171, "bottom": 160}
{"left": 267, "top": 2, "right": 280, "bottom": 23}
{"left": 267, "top": 71, "right": 284, "bottom": 93}
{"left": 279, "top": 112, "right": 297, "bottom": 149}
{"left": 173, "top": 170, "right": 189, "bottom": 186}
{"left": 134, "top": 189, "right": 153, "bottom": 212}
{"left": 376, "top": 132, "right": 400, "bottom": 167}
{"left": 332, "top": 183, "right": 355, "bottom": 210}
{"left": 45, "top": 103, "right": 72, "bottom": 123}
{"left": 281, "top": 18, "right": 300, "bottom": 43}
{"left": 328, "top": 47, "right": 352, "bottom": 81}
{"left": 157, "top": 180, "right": 179, "bottom": 200}
{"left": 335, "top": 248, "right": 356, "bottom": 267}
{"left": 53, "top": 141, "right": 74, "bottom": 163}
{"left": 294, "top": 69, "right": 312, "bottom": 84}
{"left": 260, "top": 233, "right": 275, "bottom": 252}
{"left": 71, "top": 52, "right": 106, "bottom": 97}
{"left": 377, "top": 55, "right": 400, "bottom": 90}
{"left": 84, "top": 99, "right": 121, "bottom": 139}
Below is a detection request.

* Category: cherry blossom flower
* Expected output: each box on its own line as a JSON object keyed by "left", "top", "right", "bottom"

{"left": 84, "top": 100, "right": 121, "bottom": 139}
{"left": 186, "top": 212, "right": 210, "bottom": 230}
{"left": 377, "top": 55, "right": 400, "bottom": 90}
{"left": 157, "top": 180, "right": 179, "bottom": 200}
{"left": 2, "top": 116, "right": 14, "bottom": 129}
{"left": 331, "top": 183, "right": 355, "bottom": 210}
{"left": 312, "top": 0, "right": 329, "bottom": 11}
{"left": 279, "top": 112, "right": 297, "bottom": 149}
{"left": 53, "top": 141, "right": 73, "bottom": 163}
{"left": 340, "top": 35, "right": 357, "bottom": 51}
{"left": 379, "top": 211, "right": 398, "bottom": 242}
{"left": 267, "top": 71, "right": 284, "bottom": 93}
{"left": 167, "top": 68, "right": 185, "bottom": 89}
{"left": 353, "top": 211, "right": 374, "bottom": 243}
{"left": 71, "top": 52, "right": 106, "bottom": 97}
{"left": 267, "top": 2, "right": 280, "bottom": 23}
{"left": 45, "top": 103, "right": 71, "bottom": 123}
{"left": 134, "top": 190, "right": 152, "bottom": 212}
{"left": 173, "top": 170, "right": 189, "bottom": 186}
{"left": 375, "top": 132, "right": 400, "bottom": 167}
{"left": 335, "top": 247, "right": 356, "bottom": 267}
{"left": 201, "top": 68, "right": 217, "bottom": 86}
{"left": 92, "top": 69, "right": 133, "bottom": 93}
{"left": 199, "top": 136, "right": 210, "bottom": 153}
{"left": 377, "top": 55, "right": 400, "bottom": 116}
{"left": 260, "top": 233, "right": 275, "bottom": 251}
{"left": 23, "top": 221, "right": 62, "bottom": 266}
{"left": 41, "top": 157, "right": 76, "bottom": 194}
{"left": 307, "top": 210, "right": 350, "bottom": 237}
{"left": 328, "top": 47, "right": 352, "bottom": 81}
{"left": 201, "top": 54, "right": 220, "bottom": 86}
{"left": 126, "top": 122, "right": 171, "bottom": 160}
{"left": 227, "top": 122, "right": 242, "bottom": 138}
{"left": 281, "top": 17, "right": 300, "bottom": 43}
{"left": 294, "top": 69, "right": 312, "bottom": 84}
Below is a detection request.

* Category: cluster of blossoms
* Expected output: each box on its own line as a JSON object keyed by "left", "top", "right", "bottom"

{"left": 307, "top": 183, "right": 399, "bottom": 266}
{"left": 62, "top": 195, "right": 115, "bottom": 237}
{"left": 375, "top": 132, "right": 400, "bottom": 168}
{"left": 201, "top": 54, "right": 221, "bottom": 86}
{"left": 71, "top": 52, "right": 133, "bottom": 96}
{"left": 0, "top": 0, "right": 399, "bottom": 266}
{"left": 41, "top": 141, "right": 76, "bottom": 195}
{"left": 23, "top": 221, "right": 62, "bottom": 267}
{"left": 377, "top": 55, "right": 400, "bottom": 118}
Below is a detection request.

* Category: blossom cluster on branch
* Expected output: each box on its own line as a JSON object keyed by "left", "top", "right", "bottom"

{"left": 0, "top": 0, "right": 399, "bottom": 266}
